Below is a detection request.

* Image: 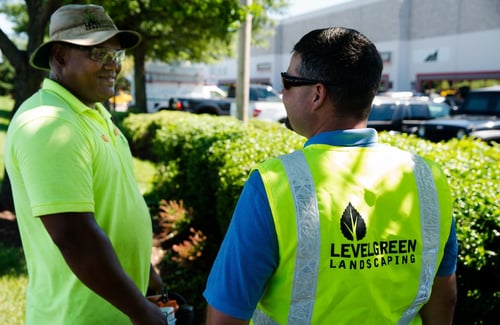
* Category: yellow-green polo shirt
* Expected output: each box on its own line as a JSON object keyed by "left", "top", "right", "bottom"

{"left": 5, "top": 79, "right": 152, "bottom": 324}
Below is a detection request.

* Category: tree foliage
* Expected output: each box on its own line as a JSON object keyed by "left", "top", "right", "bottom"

{"left": 0, "top": 0, "right": 288, "bottom": 209}
{"left": 0, "top": 0, "right": 288, "bottom": 111}
{"left": 0, "top": 58, "right": 15, "bottom": 96}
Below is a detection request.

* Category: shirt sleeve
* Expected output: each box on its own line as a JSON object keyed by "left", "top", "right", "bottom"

{"left": 13, "top": 115, "right": 94, "bottom": 216}
{"left": 203, "top": 171, "right": 278, "bottom": 320}
{"left": 436, "top": 217, "right": 458, "bottom": 276}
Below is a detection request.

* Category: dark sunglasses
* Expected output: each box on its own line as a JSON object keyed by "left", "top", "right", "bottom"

{"left": 281, "top": 72, "right": 333, "bottom": 90}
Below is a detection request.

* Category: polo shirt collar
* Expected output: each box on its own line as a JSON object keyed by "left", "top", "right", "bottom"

{"left": 42, "top": 78, "right": 111, "bottom": 119}
{"left": 304, "top": 128, "right": 379, "bottom": 148}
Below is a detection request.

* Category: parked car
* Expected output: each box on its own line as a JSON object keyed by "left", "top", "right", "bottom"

{"left": 368, "top": 96, "right": 451, "bottom": 134}
{"left": 228, "top": 84, "right": 287, "bottom": 123}
{"left": 418, "top": 86, "right": 500, "bottom": 143}
{"left": 163, "top": 84, "right": 288, "bottom": 120}
{"left": 166, "top": 97, "right": 232, "bottom": 116}
{"left": 149, "top": 85, "right": 227, "bottom": 113}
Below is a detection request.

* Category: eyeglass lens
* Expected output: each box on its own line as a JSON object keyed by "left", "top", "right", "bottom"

{"left": 89, "top": 48, "right": 125, "bottom": 64}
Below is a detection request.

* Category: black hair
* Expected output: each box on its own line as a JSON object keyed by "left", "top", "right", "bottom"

{"left": 292, "top": 27, "right": 382, "bottom": 119}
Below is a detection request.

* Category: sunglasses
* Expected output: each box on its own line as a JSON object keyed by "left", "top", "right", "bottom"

{"left": 281, "top": 72, "right": 332, "bottom": 90}
{"left": 68, "top": 45, "right": 126, "bottom": 65}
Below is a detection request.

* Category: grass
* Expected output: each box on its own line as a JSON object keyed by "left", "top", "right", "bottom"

{"left": 0, "top": 95, "right": 157, "bottom": 323}
{"left": 0, "top": 244, "right": 26, "bottom": 325}
{"left": 0, "top": 273, "right": 27, "bottom": 325}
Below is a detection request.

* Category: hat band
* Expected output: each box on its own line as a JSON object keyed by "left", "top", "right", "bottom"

{"left": 84, "top": 19, "right": 116, "bottom": 31}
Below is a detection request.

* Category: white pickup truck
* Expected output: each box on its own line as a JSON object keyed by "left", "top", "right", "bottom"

{"left": 228, "top": 84, "right": 287, "bottom": 123}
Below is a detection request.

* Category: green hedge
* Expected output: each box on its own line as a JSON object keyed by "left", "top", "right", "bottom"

{"left": 121, "top": 111, "right": 499, "bottom": 324}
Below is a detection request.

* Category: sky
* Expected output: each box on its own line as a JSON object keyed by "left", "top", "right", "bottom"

{"left": 0, "top": 14, "right": 12, "bottom": 35}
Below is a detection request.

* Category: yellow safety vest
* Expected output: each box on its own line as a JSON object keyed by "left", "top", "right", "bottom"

{"left": 252, "top": 144, "right": 452, "bottom": 324}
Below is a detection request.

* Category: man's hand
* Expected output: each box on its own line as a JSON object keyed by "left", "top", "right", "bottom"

{"left": 130, "top": 300, "right": 167, "bottom": 325}
{"left": 148, "top": 265, "right": 164, "bottom": 295}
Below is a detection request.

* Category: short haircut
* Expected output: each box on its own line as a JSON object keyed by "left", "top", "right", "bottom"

{"left": 292, "top": 27, "right": 383, "bottom": 119}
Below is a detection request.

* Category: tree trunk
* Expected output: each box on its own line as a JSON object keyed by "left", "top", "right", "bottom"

{"left": 133, "top": 44, "right": 147, "bottom": 113}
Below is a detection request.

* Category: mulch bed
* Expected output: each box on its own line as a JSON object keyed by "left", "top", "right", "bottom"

{"left": 0, "top": 211, "right": 21, "bottom": 248}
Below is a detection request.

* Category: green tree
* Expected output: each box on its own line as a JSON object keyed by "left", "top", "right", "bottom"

{"left": 0, "top": 0, "right": 287, "bottom": 113}
{"left": 103, "top": 0, "right": 288, "bottom": 112}
{"left": 0, "top": 0, "right": 287, "bottom": 208}
{"left": 0, "top": 57, "right": 15, "bottom": 96}
{"left": 104, "top": 0, "right": 242, "bottom": 113}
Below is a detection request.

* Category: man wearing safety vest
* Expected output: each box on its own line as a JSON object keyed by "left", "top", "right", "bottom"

{"left": 204, "top": 27, "right": 457, "bottom": 324}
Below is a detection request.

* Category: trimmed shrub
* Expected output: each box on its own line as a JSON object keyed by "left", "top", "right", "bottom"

{"left": 379, "top": 133, "right": 500, "bottom": 323}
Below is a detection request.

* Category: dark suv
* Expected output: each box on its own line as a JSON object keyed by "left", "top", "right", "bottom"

{"left": 418, "top": 86, "right": 500, "bottom": 143}
{"left": 368, "top": 96, "right": 451, "bottom": 135}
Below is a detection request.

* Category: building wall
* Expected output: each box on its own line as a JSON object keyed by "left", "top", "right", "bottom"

{"left": 207, "top": 0, "right": 500, "bottom": 92}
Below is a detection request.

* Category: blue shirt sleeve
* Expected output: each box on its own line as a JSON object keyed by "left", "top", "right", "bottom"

{"left": 203, "top": 171, "right": 277, "bottom": 320}
{"left": 436, "top": 217, "right": 458, "bottom": 276}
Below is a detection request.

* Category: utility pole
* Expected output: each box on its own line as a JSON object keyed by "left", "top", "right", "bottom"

{"left": 236, "top": 0, "right": 252, "bottom": 123}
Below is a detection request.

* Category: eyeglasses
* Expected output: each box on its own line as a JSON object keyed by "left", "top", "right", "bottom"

{"left": 69, "top": 45, "right": 126, "bottom": 65}
{"left": 281, "top": 72, "right": 333, "bottom": 90}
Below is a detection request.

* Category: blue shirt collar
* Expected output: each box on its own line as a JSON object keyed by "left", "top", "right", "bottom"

{"left": 304, "top": 128, "right": 379, "bottom": 148}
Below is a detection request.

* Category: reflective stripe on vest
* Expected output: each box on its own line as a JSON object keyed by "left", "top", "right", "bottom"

{"left": 399, "top": 155, "right": 441, "bottom": 324}
{"left": 254, "top": 151, "right": 440, "bottom": 325}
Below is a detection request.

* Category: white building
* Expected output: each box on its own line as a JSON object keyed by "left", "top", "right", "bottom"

{"left": 207, "top": 0, "right": 500, "bottom": 94}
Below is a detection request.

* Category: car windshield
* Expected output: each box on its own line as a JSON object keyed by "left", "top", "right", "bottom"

{"left": 427, "top": 102, "right": 451, "bottom": 118}
{"left": 461, "top": 91, "right": 500, "bottom": 116}
{"left": 369, "top": 103, "right": 397, "bottom": 120}
{"left": 250, "top": 86, "right": 282, "bottom": 102}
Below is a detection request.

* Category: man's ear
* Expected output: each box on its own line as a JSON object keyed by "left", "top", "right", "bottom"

{"left": 50, "top": 43, "right": 67, "bottom": 66}
{"left": 311, "top": 83, "right": 328, "bottom": 110}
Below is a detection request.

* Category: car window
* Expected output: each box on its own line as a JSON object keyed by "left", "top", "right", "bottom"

{"left": 229, "top": 85, "right": 282, "bottom": 102}
{"left": 495, "top": 96, "right": 500, "bottom": 112}
{"left": 251, "top": 87, "right": 281, "bottom": 102}
{"left": 369, "top": 103, "right": 397, "bottom": 120}
{"left": 465, "top": 96, "right": 489, "bottom": 113}
{"left": 462, "top": 91, "right": 500, "bottom": 116}
{"left": 408, "top": 104, "right": 429, "bottom": 119}
{"left": 209, "top": 90, "right": 225, "bottom": 98}
{"left": 427, "top": 102, "right": 451, "bottom": 118}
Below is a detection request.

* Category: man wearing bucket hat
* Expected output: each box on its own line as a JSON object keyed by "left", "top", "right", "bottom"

{"left": 5, "top": 4, "right": 167, "bottom": 324}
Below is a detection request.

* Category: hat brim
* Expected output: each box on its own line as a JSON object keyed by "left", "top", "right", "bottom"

{"left": 30, "top": 30, "right": 141, "bottom": 71}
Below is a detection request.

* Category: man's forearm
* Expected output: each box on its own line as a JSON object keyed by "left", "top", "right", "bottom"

{"left": 41, "top": 213, "right": 155, "bottom": 320}
{"left": 419, "top": 274, "right": 457, "bottom": 324}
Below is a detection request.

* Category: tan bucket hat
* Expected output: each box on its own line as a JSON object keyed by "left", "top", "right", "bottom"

{"left": 30, "top": 4, "right": 141, "bottom": 71}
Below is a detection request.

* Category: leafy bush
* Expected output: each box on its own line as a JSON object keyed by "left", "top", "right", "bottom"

{"left": 122, "top": 112, "right": 500, "bottom": 324}
{"left": 0, "top": 244, "right": 26, "bottom": 276}
{"left": 378, "top": 133, "right": 500, "bottom": 324}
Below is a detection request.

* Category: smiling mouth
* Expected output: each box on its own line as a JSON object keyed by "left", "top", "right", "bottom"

{"left": 100, "top": 76, "right": 116, "bottom": 85}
